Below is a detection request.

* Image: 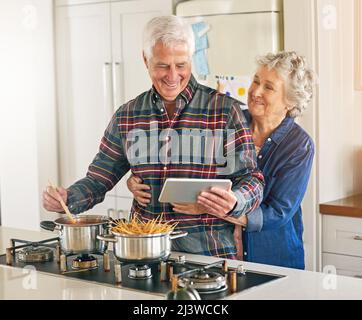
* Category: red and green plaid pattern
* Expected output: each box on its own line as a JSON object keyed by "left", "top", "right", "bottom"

{"left": 67, "top": 75, "right": 264, "bottom": 259}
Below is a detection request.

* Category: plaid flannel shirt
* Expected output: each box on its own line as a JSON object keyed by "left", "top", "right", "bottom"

{"left": 67, "top": 75, "right": 264, "bottom": 259}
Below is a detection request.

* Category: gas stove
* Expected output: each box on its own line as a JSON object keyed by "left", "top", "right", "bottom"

{"left": 0, "top": 237, "right": 284, "bottom": 300}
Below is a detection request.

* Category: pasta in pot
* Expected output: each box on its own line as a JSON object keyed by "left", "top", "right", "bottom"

{"left": 111, "top": 214, "right": 178, "bottom": 235}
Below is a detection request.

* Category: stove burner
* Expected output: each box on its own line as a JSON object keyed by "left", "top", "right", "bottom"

{"left": 128, "top": 265, "right": 152, "bottom": 279}
{"left": 17, "top": 246, "right": 54, "bottom": 263}
{"left": 72, "top": 255, "right": 98, "bottom": 270}
{"left": 178, "top": 271, "right": 227, "bottom": 294}
{"left": 1, "top": 240, "right": 285, "bottom": 299}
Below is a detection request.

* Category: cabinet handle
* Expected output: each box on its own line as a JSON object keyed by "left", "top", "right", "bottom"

{"left": 353, "top": 235, "right": 362, "bottom": 241}
{"left": 118, "top": 209, "right": 130, "bottom": 221}
{"left": 112, "top": 61, "right": 124, "bottom": 111}
{"left": 103, "top": 62, "right": 114, "bottom": 119}
{"left": 107, "top": 208, "right": 115, "bottom": 218}
{"left": 353, "top": 275, "right": 362, "bottom": 279}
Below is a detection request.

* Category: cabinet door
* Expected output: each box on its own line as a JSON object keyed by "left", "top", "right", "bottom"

{"left": 323, "top": 253, "right": 362, "bottom": 279}
{"left": 110, "top": 0, "right": 172, "bottom": 198}
{"left": 55, "top": 3, "right": 115, "bottom": 194}
{"left": 87, "top": 194, "right": 117, "bottom": 217}
{"left": 115, "top": 196, "right": 133, "bottom": 220}
{"left": 110, "top": 0, "right": 172, "bottom": 107}
{"left": 55, "top": 0, "right": 102, "bottom": 6}
{"left": 322, "top": 215, "right": 362, "bottom": 257}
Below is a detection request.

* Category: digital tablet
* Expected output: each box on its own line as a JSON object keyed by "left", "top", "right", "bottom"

{"left": 158, "top": 178, "right": 232, "bottom": 203}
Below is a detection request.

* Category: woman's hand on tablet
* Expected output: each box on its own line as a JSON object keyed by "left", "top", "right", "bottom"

{"left": 196, "top": 186, "right": 237, "bottom": 218}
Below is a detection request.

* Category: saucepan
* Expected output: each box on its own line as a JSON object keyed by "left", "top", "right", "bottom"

{"left": 40, "top": 215, "right": 110, "bottom": 255}
{"left": 97, "top": 230, "right": 188, "bottom": 263}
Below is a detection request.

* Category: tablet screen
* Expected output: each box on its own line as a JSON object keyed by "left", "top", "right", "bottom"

{"left": 158, "top": 178, "right": 232, "bottom": 203}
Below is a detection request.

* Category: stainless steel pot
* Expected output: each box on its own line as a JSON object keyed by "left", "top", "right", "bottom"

{"left": 97, "top": 230, "right": 188, "bottom": 263}
{"left": 40, "top": 215, "right": 109, "bottom": 255}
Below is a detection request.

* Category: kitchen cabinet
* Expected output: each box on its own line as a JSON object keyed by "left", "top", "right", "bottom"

{"left": 55, "top": 0, "right": 172, "bottom": 217}
{"left": 55, "top": 0, "right": 107, "bottom": 6}
{"left": 0, "top": 0, "right": 58, "bottom": 229}
{"left": 322, "top": 214, "right": 362, "bottom": 278}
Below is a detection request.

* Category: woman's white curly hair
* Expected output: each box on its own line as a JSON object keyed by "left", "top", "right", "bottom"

{"left": 256, "top": 51, "right": 317, "bottom": 118}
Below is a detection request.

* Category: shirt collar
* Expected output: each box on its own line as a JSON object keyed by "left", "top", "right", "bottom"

{"left": 270, "top": 116, "right": 294, "bottom": 145}
{"left": 151, "top": 74, "right": 198, "bottom": 105}
{"left": 243, "top": 109, "right": 295, "bottom": 145}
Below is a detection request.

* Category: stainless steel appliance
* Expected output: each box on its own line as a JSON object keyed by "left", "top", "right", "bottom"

{"left": 0, "top": 237, "right": 284, "bottom": 300}
{"left": 97, "top": 230, "right": 188, "bottom": 262}
{"left": 40, "top": 215, "right": 109, "bottom": 255}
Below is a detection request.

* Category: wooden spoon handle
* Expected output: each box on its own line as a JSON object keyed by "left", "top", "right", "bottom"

{"left": 48, "top": 180, "right": 75, "bottom": 222}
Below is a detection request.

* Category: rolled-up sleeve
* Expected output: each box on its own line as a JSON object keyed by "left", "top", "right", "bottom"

{"left": 245, "top": 207, "right": 263, "bottom": 232}
{"left": 223, "top": 103, "right": 264, "bottom": 218}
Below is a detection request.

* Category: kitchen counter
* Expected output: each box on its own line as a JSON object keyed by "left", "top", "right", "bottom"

{"left": 1, "top": 226, "right": 362, "bottom": 300}
{"left": 319, "top": 193, "right": 362, "bottom": 218}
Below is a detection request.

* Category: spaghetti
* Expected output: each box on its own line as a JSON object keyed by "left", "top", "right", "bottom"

{"left": 111, "top": 214, "right": 177, "bottom": 235}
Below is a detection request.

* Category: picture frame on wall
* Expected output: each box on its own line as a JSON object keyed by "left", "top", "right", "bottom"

{"left": 356, "top": 0, "right": 362, "bottom": 90}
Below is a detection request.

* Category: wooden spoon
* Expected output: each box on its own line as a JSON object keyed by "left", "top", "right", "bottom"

{"left": 48, "top": 180, "right": 75, "bottom": 223}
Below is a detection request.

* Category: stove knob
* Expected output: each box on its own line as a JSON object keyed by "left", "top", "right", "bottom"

{"left": 237, "top": 264, "right": 246, "bottom": 275}
{"left": 177, "top": 255, "right": 186, "bottom": 264}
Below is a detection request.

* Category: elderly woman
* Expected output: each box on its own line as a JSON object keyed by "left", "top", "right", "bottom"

{"left": 127, "top": 51, "right": 316, "bottom": 269}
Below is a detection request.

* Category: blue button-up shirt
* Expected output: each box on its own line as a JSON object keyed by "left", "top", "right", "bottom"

{"left": 242, "top": 110, "right": 314, "bottom": 269}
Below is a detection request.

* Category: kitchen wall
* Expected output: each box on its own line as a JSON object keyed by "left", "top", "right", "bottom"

{"left": 284, "top": 0, "right": 362, "bottom": 270}
{"left": 317, "top": 0, "right": 362, "bottom": 202}
{"left": 0, "top": 0, "right": 59, "bottom": 230}
{"left": 283, "top": 0, "right": 319, "bottom": 271}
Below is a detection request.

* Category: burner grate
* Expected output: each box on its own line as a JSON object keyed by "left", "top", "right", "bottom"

{"left": 0, "top": 237, "right": 285, "bottom": 300}
{"left": 6, "top": 237, "right": 61, "bottom": 266}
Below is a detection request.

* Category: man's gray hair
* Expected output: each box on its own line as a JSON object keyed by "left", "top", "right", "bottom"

{"left": 256, "top": 51, "right": 317, "bottom": 118}
{"left": 143, "top": 15, "right": 195, "bottom": 61}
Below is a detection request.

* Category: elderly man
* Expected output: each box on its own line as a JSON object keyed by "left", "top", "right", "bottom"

{"left": 43, "top": 15, "right": 264, "bottom": 259}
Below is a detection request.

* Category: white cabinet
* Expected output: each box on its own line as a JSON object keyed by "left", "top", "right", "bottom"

{"left": 323, "top": 253, "right": 362, "bottom": 279}
{"left": 55, "top": 0, "right": 172, "bottom": 217}
{"left": 0, "top": 0, "right": 58, "bottom": 229}
{"left": 322, "top": 215, "right": 362, "bottom": 278}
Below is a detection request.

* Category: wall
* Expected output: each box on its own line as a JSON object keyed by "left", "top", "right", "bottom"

{"left": 283, "top": 0, "right": 319, "bottom": 271}
{"left": 317, "top": 0, "right": 362, "bottom": 202}
{"left": 355, "top": 93, "right": 362, "bottom": 192}
{"left": 173, "top": 0, "right": 187, "bottom": 12}
{"left": 284, "top": 0, "right": 362, "bottom": 271}
{"left": 0, "top": 0, "right": 58, "bottom": 230}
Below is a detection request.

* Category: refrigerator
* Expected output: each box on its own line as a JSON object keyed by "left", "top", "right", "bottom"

{"left": 176, "top": 0, "right": 284, "bottom": 104}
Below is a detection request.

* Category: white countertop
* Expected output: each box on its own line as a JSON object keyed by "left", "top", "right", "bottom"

{"left": 1, "top": 226, "right": 362, "bottom": 300}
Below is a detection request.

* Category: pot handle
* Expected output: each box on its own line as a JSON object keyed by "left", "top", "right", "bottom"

{"left": 97, "top": 234, "right": 117, "bottom": 243}
{"left": 169, "top": 231, "right": 188, "bottom": 240}
{"left": 40, "top": 221, "right": 56, "bottom": 232}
